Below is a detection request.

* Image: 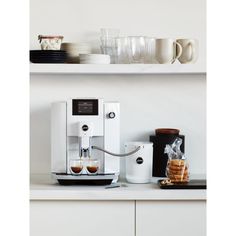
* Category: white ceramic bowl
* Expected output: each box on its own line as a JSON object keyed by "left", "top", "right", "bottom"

{"left": 79, "top": 54, "right": 110, "bottom": 64}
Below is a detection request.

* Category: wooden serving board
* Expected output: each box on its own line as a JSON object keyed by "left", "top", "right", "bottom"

{"left": 158, "top": 179, "right": 207, "bottom": 189}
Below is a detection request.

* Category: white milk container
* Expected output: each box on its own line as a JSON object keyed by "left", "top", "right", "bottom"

{"left": 125, "top": 142, "right": 153, "bottom": 183}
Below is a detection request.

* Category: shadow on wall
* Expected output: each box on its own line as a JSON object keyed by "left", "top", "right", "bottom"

{"left": 30, "top": 107, "right": 51, "bottom": 174}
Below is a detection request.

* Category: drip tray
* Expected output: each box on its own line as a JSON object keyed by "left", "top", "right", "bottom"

{"left": 52, "top": 173, "right": 117, "bottom": 186}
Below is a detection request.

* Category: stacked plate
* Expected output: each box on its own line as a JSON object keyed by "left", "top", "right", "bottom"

{"left": 30, "top": 50, "right": 67, "bottom": 63}
{"left": 79, "top": 54, "right": 110, "bottom": 64}
{"left": 78, "top": 43, "right": 92, "bottom": 55}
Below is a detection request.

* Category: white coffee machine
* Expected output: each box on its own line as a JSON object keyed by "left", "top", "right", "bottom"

{"left": 51, "top": 98, "right": 120, "bottom": 185}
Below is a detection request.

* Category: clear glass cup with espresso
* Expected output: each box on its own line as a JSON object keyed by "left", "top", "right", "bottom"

{"left": 86, "top": 159, "right": 99, "bottom": 175}
{"left": 70, "top": 159, "right": 83, "bottom": 175}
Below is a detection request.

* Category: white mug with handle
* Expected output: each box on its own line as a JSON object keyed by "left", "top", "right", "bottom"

{"left": 176, "top": 39, "right": 198, "bottom": 64}
{"left": 155, "top": 38, "right": 182, "bottom": 64}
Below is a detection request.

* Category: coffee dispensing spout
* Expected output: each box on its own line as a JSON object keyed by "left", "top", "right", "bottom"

{"left": 78, "top": 122, "right": 94, "bottom": 158}
{"left": 79, "top": 138, "right": 91, "bottom": 158}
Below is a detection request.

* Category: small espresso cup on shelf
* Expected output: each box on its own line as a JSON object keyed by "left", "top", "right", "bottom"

{"left": 155, "top": 38, "right": 182, "bottom": 64}
{"left": 176, "top": 39, "right": 199, "bottom": 64}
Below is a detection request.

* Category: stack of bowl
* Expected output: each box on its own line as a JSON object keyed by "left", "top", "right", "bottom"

{"left": 60, "top": 42, "right": 92, "bottom": 63}
{"left": 30, "top": 35, "right": 67, "bottom": 63}
{"left": 61, "top": 43, "right": 79, "bottom": 63}
{"left": 78, "top": 43, "right": 92, "bottom": 55}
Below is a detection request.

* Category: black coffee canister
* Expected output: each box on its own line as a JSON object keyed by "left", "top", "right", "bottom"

{"left": 150, "top": 129, "right": 185, "bottom": 177}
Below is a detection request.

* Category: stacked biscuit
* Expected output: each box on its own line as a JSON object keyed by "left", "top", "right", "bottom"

{"left": 167, "top": 159, "right": 189, "bottom": 183}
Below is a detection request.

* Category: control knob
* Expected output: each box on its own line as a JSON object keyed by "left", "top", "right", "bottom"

{"left": 108, "top": 112, "right": 116, "bottom": 119}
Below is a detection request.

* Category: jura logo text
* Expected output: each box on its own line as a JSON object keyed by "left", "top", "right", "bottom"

{"left": 82, "top": 125, "right": 89, "bottom": 131}
{"left": 136, "top": 157, "right": 143, "bottom": 164}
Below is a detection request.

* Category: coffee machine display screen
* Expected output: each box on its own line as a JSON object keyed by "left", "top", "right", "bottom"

{"left": 72, "top": 99, "right": 98, "bottom": 115}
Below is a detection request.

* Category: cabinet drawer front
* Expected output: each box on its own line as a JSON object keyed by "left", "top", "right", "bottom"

{"left": 136, "top": 201, "right": 206, "bottom": 236}
{"left": 30, "top": 200, "right": 134, "bottom": 236}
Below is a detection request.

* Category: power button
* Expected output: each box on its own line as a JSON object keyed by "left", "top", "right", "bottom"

{"left": 108, "top": 112, "right": 116, "bottom": 119}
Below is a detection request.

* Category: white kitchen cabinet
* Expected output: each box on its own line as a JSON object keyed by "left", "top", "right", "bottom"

{"left": 31, "top": 200, "right": 206, "bottom": 236}
{"left": 136, "top": 200, "right": 206, "bottom": 236}
{"left": 30, "top": 200, "right": 135, "bottom": 236}
{"left": 30, "top": 177, "right": 206, "bottom": 236}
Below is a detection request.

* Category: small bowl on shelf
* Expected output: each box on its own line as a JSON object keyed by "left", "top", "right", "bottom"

{"left": 38, "top": 35, "right": 64, "bottom": 50}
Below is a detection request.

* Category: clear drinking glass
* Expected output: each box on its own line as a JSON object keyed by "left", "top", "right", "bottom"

{"left": 100, "top": 28, "right": 120, "bottom": 39}
{"left": 70, "top": 159, "right": 83, "bottom": 175}
{"left": 128, "top": 36, "right": 146, "bottom": 63}
{"left": 144, "top": 37, "right": 156, "bottom": 63}
{"left": 114, "top": 37, "right": 131, "bottom": 64}
{"left": 100, "top": 28, "right": 120, "bottom": 64}
{"left": 86, "top": 159, "right": 99, "bottom": 175}
{"left": 100, "top": 46, "right": 116, "bottom": 63}
{"left": 100, "top": 37, "right": 116, "bottom": 63}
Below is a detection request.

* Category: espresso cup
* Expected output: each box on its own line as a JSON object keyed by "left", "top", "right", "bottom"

{"left": 176, "top": 39, "right": 198, "bottom": 64}
{"left": 86, "top": 159, "right": 99, "bottom": 175}
{"left": 70, "top": 159, "right": 83, "bottom": 175}
{"left": 155, "top": 38, "right": 182, "bottom": 64}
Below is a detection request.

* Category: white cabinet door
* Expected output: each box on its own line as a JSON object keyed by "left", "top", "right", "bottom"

{"left": 136, "top": 200, "right": 206, "bottom": 236}
{"left": 30, "top": 200, "right": 134, "bottom": 236}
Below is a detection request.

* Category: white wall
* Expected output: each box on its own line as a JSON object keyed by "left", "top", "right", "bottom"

{"left": 30, "top": 0, "right": 206, "bottom": 176}
{"left": 30, "top": 0, "right": 206, "bottom": 68}
{"left": 30, "top": 74, "right": 206, "bottom": 176}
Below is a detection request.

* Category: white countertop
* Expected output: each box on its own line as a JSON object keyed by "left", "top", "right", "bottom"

{"left": 30, "top": 174, "right": 206, "bottom": 201}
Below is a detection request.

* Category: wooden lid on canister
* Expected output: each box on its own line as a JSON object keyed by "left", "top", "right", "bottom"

{"left": 155, "top": 128, "right": 180, "bottom": 136}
